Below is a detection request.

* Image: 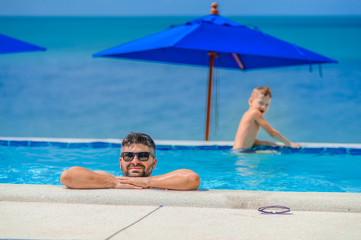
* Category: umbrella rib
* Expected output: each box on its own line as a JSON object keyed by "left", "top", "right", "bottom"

{"left": 232, "top": 53, "right": 245, "bottom": 70}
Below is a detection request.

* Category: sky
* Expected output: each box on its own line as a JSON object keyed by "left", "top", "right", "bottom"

{"left": 1, "top": 0, "right": 361, "bottom": 16}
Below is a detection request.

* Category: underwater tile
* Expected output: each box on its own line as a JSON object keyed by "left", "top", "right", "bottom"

{"left": 90, "top": 142, "right": 110, "bottom": 148}
{"left": 29, "top": 141, "right": 50, "bottom": 147}
{"left": 156, "top": 145, "right": 173, "bottom": 150}
{"left": 110, "top": 143, "right": 122, "bottom": 148}
{"left": 349, "top": 148, "right": 361, "bottom": 155}
{"left": 301, "top": 148, "right": 325, "bottom": 154}
{"left": 215, "top": 145, "right": 232, "bottom": 150}
{"left": 198, "top": 145, "right": 218, "bottom": 150}
{"left": 325, "top": 147, "right": 347, "bottom": 154}
{"left": 68, "top": 142, "right": 90, "bottom": 148}
{"left": 9, "top": 141, "right": 29, "bottom": 147}
{"left": 279, "top": 147, "right": 300, "bottom": 154}
{"left": 49, "top": 142, "right": 69, "bottom": 148}
{"left": 173, "top": 145, "right": 195, "bottom": 150}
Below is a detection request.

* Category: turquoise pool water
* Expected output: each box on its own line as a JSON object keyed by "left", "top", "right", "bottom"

{"left": 1, "top": 140, "right": 360, "bottom": 192}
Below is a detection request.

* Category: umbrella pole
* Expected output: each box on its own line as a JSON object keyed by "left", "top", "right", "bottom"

{"left": 205, "top": 3, "right": 219, "bottom": 141}
{"left": 205, "top": 52, "right": 217, "bottom": 141}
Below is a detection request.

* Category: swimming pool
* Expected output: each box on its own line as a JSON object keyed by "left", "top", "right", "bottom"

{"left": 1, "top": 138, "right": 361, "bottom": 193}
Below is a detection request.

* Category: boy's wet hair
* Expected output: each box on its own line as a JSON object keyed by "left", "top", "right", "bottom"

{"left": 121, "top": 132, "right": 156, "bottom": 155}
{"left": 251, "top": 86, "right": 272, "bottom": 98}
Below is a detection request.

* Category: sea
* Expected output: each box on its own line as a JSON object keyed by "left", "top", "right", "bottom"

{"left": 0, "top": 16, "right": 360, "bottom": 143}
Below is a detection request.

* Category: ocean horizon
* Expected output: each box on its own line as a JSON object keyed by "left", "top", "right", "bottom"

{"left": 0, "top": 16, "right": 360, "bottom": 143}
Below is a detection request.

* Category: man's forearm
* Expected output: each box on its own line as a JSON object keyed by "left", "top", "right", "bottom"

{"left": 148, "top": 169, "right": 200, "bottom": 190}
{"left": 119, "top": 169, "right": 200, "bottom": 190}
{"left": 60, "top": 166, "right": 116, "bottom": 189}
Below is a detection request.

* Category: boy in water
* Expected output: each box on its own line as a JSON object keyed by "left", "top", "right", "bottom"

{"left": 233, "top": 86, "right": 302, "bottom": 150}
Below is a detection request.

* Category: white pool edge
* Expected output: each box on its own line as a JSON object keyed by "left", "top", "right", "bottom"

{"left": 1, "top": 136, "right": 361, "bottom": 148}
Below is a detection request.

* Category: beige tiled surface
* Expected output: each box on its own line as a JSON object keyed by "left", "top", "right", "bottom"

{"left": 1, "top": 202, "right": 361, "bottom": 240}
{"left": 0, "top": 201, "right": 157, "bottom": 239}
{"left": 116, "top": 206, "right": 361, "bottom": 240}
{"left": 1, "top": 184, "right": 361, "bottom": 240}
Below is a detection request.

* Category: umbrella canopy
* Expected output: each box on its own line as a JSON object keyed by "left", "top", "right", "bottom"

{"left": 0, "top": 33, "right": 46, "bottom": 54}
{"left": 93, "top": 3, "right": 337, "bottom": 141}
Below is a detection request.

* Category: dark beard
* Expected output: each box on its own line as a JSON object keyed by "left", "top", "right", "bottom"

{"left": 124, "top": 163, "right": 152, "bottom": 177}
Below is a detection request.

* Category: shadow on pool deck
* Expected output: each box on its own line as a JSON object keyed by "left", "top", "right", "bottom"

{"left": 1, "top": 184, "right": 361, "bottom": 239}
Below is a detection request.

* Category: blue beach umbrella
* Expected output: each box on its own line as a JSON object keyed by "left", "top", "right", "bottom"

{"left": 0, "top": 33, "right": 46, "bottom": 54}
{"left": 93, "top": 3, "right": 337, "bottom": 141}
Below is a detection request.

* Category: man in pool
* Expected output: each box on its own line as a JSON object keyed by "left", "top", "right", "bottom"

{"left": 60, "top": 132, "right": 200, "bottom": 190}
{"left": 233, "top": 86, "right": 302, "bottom": 150}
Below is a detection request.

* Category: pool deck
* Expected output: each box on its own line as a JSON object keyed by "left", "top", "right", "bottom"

{"left": 1, "top": 184, "right": 361, "bottom": 240}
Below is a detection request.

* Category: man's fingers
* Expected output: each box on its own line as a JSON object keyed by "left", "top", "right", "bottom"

{"left": 117, "top": 177, "right": 130, "bottom": 181}
{"left": 116, "top": 177, "right": 150, "bottom": 188}
{"left": 117, "top": 177, "right": 132, "bottom": 184}
{"left": 115, "top": 183, "right": 142, "bottom": 189}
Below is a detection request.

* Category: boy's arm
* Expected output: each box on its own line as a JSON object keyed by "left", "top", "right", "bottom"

{"left": 254, "top": 112, "right": 301, "bottom": 148}
{"left": 117, "top": 169, "right": 201, "bottom": 190}
{"left": 60, "top": 166, "right": 141, "bottom": 189}
{"left": 254, "top": 139, "right": 280, "bottom": 147}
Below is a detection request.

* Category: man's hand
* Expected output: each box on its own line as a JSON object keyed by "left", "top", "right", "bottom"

{"left": 94, "top": 171, "right": 143, "bottom": 189}
{"left": 117, "top": 177, "right": 151, "bottom": 189}
{"left": 113, "top": 179, "right": 143, "bottom": 189}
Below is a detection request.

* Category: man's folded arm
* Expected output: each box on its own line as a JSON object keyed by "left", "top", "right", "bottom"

{"left": 151, "top": 169, "right": 200, "bottom": 190}
{"left": 118, "top": 169, "right": 201, "bottom": 190}
{"left": 60, "top": 166, "right": 118, "bottom": 189}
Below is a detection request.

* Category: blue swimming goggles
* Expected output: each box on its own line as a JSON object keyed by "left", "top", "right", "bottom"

{"left": 121, "top": 152, "right": 155, "bottom": 162}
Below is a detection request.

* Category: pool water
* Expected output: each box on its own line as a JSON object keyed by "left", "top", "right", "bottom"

{"left": 1, "top": 141, "right": 361, "bottom": 192}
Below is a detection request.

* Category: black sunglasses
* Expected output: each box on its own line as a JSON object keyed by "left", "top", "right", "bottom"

{"left": 121, "top": 152, "right": 155, "bottom": 162}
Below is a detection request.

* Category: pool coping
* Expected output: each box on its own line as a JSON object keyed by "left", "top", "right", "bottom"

{"left": 1, "top": 184, "right": 361, "bottom": 213}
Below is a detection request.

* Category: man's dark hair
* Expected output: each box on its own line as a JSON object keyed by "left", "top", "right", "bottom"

{"left": 121, "top": 132, "right": 156, "bottom": 155}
